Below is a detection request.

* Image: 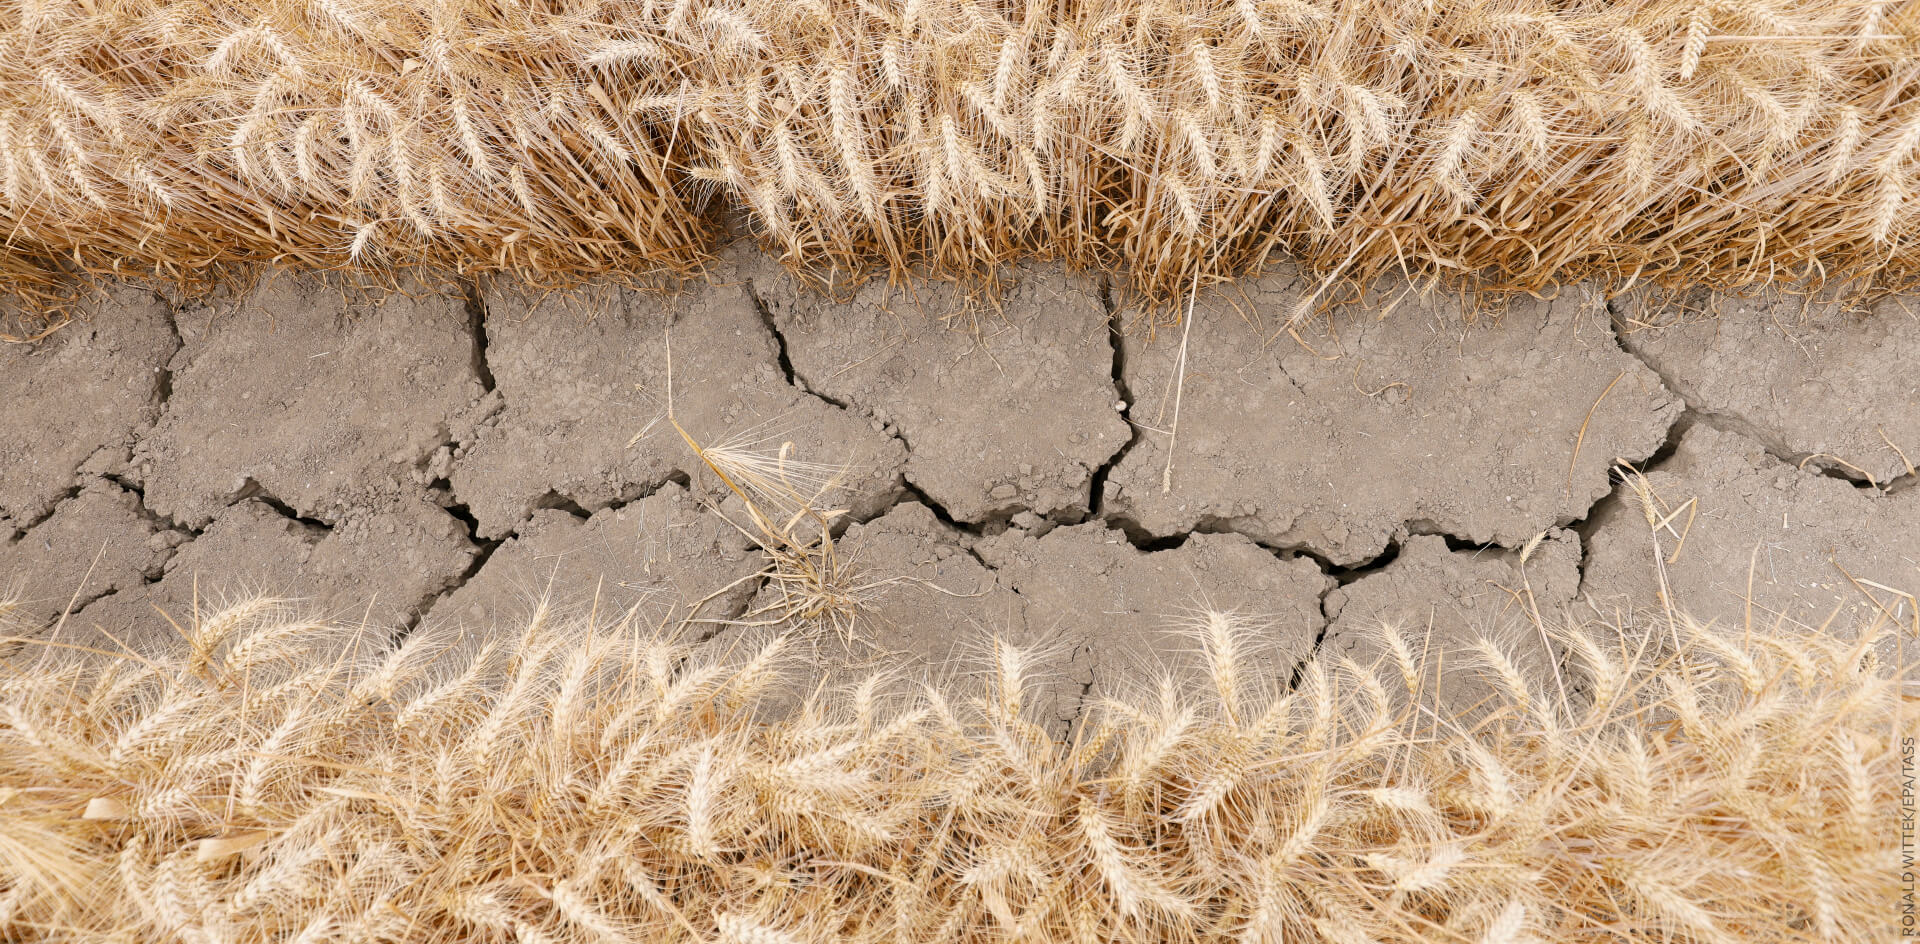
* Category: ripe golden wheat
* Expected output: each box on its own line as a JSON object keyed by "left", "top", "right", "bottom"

{"left": 2, "top": 0, "right": 1918, "bottom": 309}
{"left": 0, "top": 590, "right": 1907, "bottom": 942}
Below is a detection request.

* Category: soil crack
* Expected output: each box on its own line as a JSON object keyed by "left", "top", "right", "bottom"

{"left": 65, "top": 585, "right": 120, "bottom": 620}
{"left": 3, "top": 486, "right": 82, "bottom": 546}
{"left": 577, "top": 471, "right": 693, "bottom": 519}
{"left": 532, "top": 491, "right": 592, "bottom": 520}
{"left": 1061, "top": 671, "right": 1099, "bottom": 742}
{"left": 743, "top": 283, "right": 820, "bottom": 400}
{"left": 1285, "top": 621, "right": 1333, "bottom": 692}
{"left": 231, "top": 479, "right": 334, "bottom": 532}
{"left": 895, "top": 481, "right": 996, "bottom": 570}
{"left": 460, "top": 278, "right": 497, "bottom": 394}
{"left": 402, "top": 496, "right": 506, "bottom": 636}
{"left": 153, "top": 290, "right": 182, "bottom": 410}
{"left": 1606, "top": 297, "right": 1884, "bottom": 492}
{"left": 1087, "top": 275, "right": 1142, "bottom": 520}
{"left": 1100, "top": 508, "right": 1515, "bottom": 582}
{"left": 105, "top": 474, "right": 204, "bottom": 541}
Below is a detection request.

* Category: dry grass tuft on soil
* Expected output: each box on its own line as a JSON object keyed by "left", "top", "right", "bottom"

{"left": 0, "top": 584, "right": 1908, "bottom": 941}
{"left": 3, "top": 0, "right": 1919, "bottom": 311}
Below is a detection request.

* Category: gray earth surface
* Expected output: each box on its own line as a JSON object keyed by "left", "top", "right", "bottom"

{"left": 5, "top": 256, "right": 1915, "bottom": 722}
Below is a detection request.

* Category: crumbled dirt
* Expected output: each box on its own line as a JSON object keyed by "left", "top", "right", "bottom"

{"left": 978, "top": 523, "right": 1331, "bottom": 730}
{"left": 1616, "top": 286, "right": 1920, "bottom": 486}
{"left": 0, "top": 286, "right": 175, "bottom": 533}
{"left": 755, "top": 261, "right": 1128, "bottom": 523}
{"left": 0, "top": 481, "right": 179, "bottom": 625}
{"left": 1104, "top": 274, "right": 1682, "bottom": 564}
{"left": 1321, "top": 532, "right": 1582, "bottom": 713}
{"left": 1581, "top": 424, "right": 1920, "bottom": 633}
{"left": 451, "top": 276, "right": 907, "bottom": 540}
{"left": 424, "top": 482, "right": 763, "bottom": 634}
{"left": 133, "top": 275, "right": 484, "bottom": 528}
{"left": 75, "top": 496, "right": 476, "bottom": 651}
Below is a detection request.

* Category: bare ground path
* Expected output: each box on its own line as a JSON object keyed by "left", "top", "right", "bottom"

{"left": 5, "top": 252, "right": 1917, "bottom": 724}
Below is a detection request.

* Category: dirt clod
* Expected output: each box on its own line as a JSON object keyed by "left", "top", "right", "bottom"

{"left": 425, "top": 482, "right": 764, "bottom": 636}
{"left": 136, "top": 276, "right": 482, "bottom": 528}
{"left": 0, "top": 482, "right": 176, "bottom": 625}
{"left": 0, "top": 286, "right": 175, "bottom": 533}
{"left": 1582, "top": 424, "right": 1920, "bottom": 635}
{"left": 452, "top": 278, "right": 907, "bottom": 539}
{"left": 1105, "top": 275, "right": 1681, "bottom": 564}
{"left": 1618, "top": 287, "right": 1920, "bottom": 486}
{"left": 756, "top": 262, "right": 1127, "bottom": 523}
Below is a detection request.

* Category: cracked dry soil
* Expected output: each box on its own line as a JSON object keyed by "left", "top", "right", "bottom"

{"left": 4, "top": 253, "right": 1917, "bottom": 726}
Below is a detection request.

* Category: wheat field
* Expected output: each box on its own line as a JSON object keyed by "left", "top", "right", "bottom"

{"left": 2, "top": 0, "right": 1917, "bottom": 311}
{"left": 0, "top": 589, "right": 1908, "bottom": 942}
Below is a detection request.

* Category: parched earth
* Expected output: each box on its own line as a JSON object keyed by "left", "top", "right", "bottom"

{"left": 3, "top": 248, "right": 1916, "bottom": 727}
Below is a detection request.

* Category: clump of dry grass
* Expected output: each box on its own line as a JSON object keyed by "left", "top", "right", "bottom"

{"left": 671, "top": 401, "right": 894, "bottom": 642}
{"left": 2, "top": 0, "right": 1917, "bottom": 314}
{"left": 0, "top": 583, "right": 1906, "bottom": 940}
